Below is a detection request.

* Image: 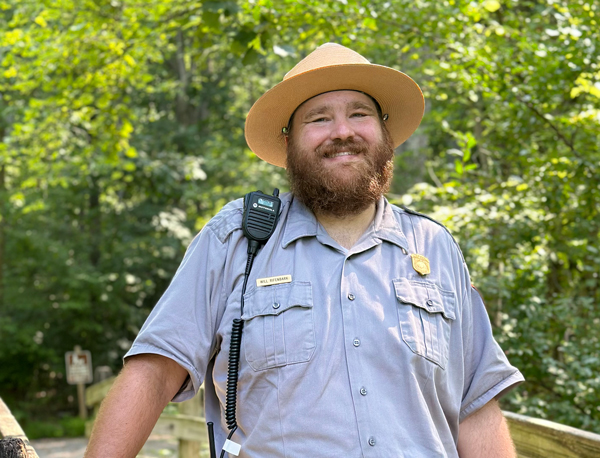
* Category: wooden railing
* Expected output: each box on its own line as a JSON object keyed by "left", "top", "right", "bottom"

{"left": 504, "top": 411, "right": 600, "bottom": 458}
{"left": 85, "top": 378, "right": 600, "bottom": 458}
{"left": 0, "top": 397, "right": 39, "bottom": 458}
{"left": 4, "top": 379, "right": 600, "bottom": 458}
{"left": 85, "top": 376, "right": 208, "bottom": 458}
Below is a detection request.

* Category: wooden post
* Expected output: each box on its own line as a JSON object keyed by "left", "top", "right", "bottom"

{"left": 178, "top": 394, "right": 202, "bottom": 458}
{"left": 0, "top": 397, "right": 39, "bottom": 458}
{"left": 0, "top": 437, "right": 28, "bottom": 458}
{"left": 74, "top": 346, "right": 87, "bottom": 420}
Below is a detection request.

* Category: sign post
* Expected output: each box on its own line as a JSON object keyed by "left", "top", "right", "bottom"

{"left": 65, "top": 346, "right": 93, "bottom": 419}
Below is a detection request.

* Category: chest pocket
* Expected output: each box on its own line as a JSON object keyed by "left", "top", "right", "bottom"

{"left": 241, "top": 281, "right": 315, "bottom": 371}
{"left": 393, "top": 278, "right": 456, "bottom": 369}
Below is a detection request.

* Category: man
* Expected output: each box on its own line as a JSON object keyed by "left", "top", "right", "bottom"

{"left": 85, "top": 43, "right": 523, "bottom": 458}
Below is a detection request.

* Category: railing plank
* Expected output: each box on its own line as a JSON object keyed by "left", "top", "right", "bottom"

{"left": 0, "top": 398, "right": 39, "bottom": 458}
{"left": 84, "top": 376, "right": 600, "bottom": 458}
{"left": 154, "top": 414, "right": 208, "bottom": 442}
{"left": 504, "top": 411, "right": 600, "bottom": 458}
{"left": 0, "top": 398, "right": 27, "bottom": 439}
{"left": 84, "top": 375, "right": 117, "bottom": 407}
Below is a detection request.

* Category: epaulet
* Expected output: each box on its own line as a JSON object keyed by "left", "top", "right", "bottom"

{"left": 399, "top": 205, "right": 446, "bottom": 229}
{"left": 399, "top": 205, "right": 464, "bottom": 260}
{"left": 204, "top": 200, "right": 244, "bottom": 244}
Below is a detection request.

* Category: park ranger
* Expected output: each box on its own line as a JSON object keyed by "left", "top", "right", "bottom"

{"left": 85, "top": 43, "right": 523, "bottom": 458}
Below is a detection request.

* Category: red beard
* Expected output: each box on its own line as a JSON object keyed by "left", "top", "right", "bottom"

{"left": 286, "top": 127, "right": 395, "bottom": 218}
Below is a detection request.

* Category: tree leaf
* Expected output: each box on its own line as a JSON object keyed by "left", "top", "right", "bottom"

{"left": 483, "top": 0, "right": 501, "bottom": 13}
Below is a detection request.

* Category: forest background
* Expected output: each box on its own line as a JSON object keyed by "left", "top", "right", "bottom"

{"left": 1, "top": 0, "right": 599, "bottom": 439}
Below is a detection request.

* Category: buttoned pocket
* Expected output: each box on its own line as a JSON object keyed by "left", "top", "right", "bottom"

{"left": 241, "top": 281, "right": 315, "bottom": 371}
{"left": 393, "top": 278, "right": 456, "bottom": 369}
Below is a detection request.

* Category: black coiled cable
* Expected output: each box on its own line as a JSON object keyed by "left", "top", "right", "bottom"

{"left": 224, "top": 318, "right": 244, "bottom": 431}
{"left": 219, "top": 243, "right": 258, "bottom": 458}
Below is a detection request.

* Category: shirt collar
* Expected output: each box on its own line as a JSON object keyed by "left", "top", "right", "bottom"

{"left": 281, "top": 196, "right": 320, "bottom": 248}
{"left": 281, "top": 195, "right": 409, "bottom": 252}
{"left": 369, "top": 196, "right": 410, "bottom": 251}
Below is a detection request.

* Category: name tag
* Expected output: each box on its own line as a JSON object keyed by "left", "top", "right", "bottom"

{"left": 256, "top": 275, "right": 292, "bottom": 287}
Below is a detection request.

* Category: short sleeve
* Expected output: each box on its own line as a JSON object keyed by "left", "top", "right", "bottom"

{"left": 459, "top": 286, "right": 524, "bottom": 422}
{"left": 124, "top": 224, "right": 229, "bottom": 401}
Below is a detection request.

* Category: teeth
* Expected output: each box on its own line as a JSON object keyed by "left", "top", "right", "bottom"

{"left": 331, "top": 152, "right": 355, "bottom": 157}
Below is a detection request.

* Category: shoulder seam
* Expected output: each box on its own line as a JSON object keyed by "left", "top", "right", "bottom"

{"left": 205, "top": 207, "right": 243, "bottom": 244}
{"left": 399, "top": 205, "right": 446, "bottom": 229}
{"left": 399, "top": 205, "right": 465, "bottom": 263}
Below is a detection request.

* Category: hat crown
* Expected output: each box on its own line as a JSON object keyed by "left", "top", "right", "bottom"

{"left": 283, "top": 43, "right": 371, "bottom": 80}
{"left": 245, "top": 42, "right": 424, "bottom": 168}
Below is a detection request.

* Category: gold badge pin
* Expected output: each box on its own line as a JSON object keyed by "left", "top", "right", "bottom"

{"left": 411, "top": 254, "right": 430, "bottom": 276}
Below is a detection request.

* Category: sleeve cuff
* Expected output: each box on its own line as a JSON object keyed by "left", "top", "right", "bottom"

{"left": 459, "top": 370, "right": 525, "bottom": 422}
{"left": 124, "top": 343, "right": 202, "bottom": 402}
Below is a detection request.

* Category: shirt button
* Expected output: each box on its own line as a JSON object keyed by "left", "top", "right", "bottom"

{"left": 426, "top": 299, "right": 434, "bottom": 306}
{"left": 272, "top": 302, "right": 280, "bottom": 309}
{"left": 348, "top": 293, "right": 355, "bottom": 301}
{"left": 360, "top": 387, "right": 367, "bottom": 396}
{"left": 368, "top": 437, "right": 376, "bottom": 446}
{"left": 353, "top": 338, "right": 361, "bottom": 347}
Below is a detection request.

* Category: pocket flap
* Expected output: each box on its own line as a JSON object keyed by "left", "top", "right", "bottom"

{"left": 393, "top": 278, "right": 456, "bottom": 320}
{"left": 242, "top": 281, "right": 313, "bottom": 320}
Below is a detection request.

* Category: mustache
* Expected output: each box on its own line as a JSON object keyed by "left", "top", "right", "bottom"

{"left": 317, "top": 140, "right": 369, "bottom": 158}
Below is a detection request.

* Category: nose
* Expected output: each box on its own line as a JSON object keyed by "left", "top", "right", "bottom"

{"left": 330, "top": 117, "right": 355, "bottom": 141}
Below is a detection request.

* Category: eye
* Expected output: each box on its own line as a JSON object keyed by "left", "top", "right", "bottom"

{"left": 350, "top": 112, "right": 367, "bottom": 118}
{"left": 310, "top": 117, "right": 328, "bottom": 123}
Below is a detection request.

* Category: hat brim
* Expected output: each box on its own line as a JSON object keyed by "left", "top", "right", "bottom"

{"left": 245, "top": 63, "right": 425, "bottom": 168}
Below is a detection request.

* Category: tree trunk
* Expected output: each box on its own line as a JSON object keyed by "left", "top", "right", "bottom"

{"left": 89, "top": 176, "right": 101, "bottom": 268}
{"left": 88, "top": 176, "right": 101, "bottom": 318}
{"left": 0, "top": 164, "right": 5, "bottom": 309}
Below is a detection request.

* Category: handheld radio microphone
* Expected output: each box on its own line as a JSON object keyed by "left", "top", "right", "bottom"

{"left": 242, "top": 189, "right": 281, "bottom": 250}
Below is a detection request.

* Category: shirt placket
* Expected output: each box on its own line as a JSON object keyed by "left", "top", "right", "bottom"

{"left": 340, "top": 253, "right": 378, "bottom": 457}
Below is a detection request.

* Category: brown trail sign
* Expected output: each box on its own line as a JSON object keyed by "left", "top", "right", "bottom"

{"left": 65, "top": 346, "right": 93, "bottom": 419}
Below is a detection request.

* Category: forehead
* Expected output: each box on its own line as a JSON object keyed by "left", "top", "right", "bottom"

{"left": 294, "top": 90, "right": 378, "bottom": 117}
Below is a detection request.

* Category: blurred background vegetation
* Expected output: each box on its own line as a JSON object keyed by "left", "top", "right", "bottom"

{"left": 1, "top": 0, "right": 599, "bottom": 437}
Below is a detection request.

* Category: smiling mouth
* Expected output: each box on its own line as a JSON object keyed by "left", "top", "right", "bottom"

{"left": 328, "top": 151, "right": 358, "bottom": 158}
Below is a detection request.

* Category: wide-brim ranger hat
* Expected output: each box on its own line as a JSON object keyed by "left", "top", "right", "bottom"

{"left": 245, "top": 43, "right": 425, "bottom": 168}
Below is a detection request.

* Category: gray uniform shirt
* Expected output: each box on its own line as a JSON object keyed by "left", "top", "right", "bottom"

{"left": 125, "top": 193, "right": 524, "bottom": 458}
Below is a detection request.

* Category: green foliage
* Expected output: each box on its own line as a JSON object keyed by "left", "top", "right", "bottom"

{"left": 1, "top": 0, "right": 599, "bottom": 436}
{"left": 383, "top": 0, "right": 600, "bottom": 432}
{"left": 0, "top": 0, "right": 286, "bottom": 421}
{"left": 23, "top": 415, "right": 85, "bottom": 440}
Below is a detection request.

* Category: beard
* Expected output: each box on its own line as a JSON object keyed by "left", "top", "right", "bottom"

{"left": 286, "top": 128, "right": 395, "bottom": 218}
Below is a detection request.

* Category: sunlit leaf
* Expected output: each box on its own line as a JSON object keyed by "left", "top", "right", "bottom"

{"left": 482, "top": 0, "right": 501, "bottom": 13}
{"left": 34, "top": 16, "right": 47, "bottom": 28}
